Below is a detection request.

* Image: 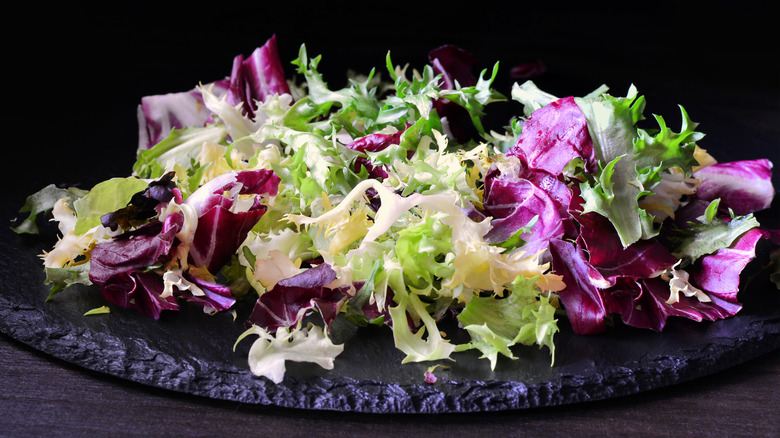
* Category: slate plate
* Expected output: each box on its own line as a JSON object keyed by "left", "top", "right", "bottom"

{"left": 2, "top": 104, "right": 779, "bottom": 414}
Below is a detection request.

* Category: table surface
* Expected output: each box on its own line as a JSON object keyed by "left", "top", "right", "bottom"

{"left": 3, "top": 2, "right": 779, "bottom": 437}
{"left": 2, "top": 332, "right": 779, "bottom": 437}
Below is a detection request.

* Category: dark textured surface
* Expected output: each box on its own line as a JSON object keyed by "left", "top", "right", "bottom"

{"left": 2, "top": 219, "right": 779, "bottom": 413}
{"left": 1, "top": 333, "right": 777, "bottom": 436}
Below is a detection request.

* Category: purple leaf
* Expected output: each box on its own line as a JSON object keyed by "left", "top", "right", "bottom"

{"left": 428, "top": 45, "right": 479, "bottom": 143}
{"left": 507, "top": 96, "right": 597, "bottom": 176}
{"left": 346, "top": 131, "right": 405, "bottom": 154}
{"left": 483, "top": 165, "right": 568, "bottom": 254}
{"left": 88, "top": 212, "right": 185, "bottom": 319}
{"left": 693, "top": 159, "right": 775, "bottom": 215}
{"left": 186, "top": 170, "right": 280, "bottom": 273}
{"left": 89, "top": 216, "right": 182, "bottom": 286}
{"left": 137, "top": 79, "right": 230, "bottom": 150}
{"left": 577, "top": 212, "right": 677, "bottom": 280}
{"left": 760, "top": 227, "right": 780, "bottom": 245}
{"left": 692, "top": 227, "right": 764, "bottom": 302}
{"left": 603, "top": 277, "right": 742, "bottom": 332}
{"left": 246, "top": 264, "right": 345, "bottom": 332}
{"left": 672, "top": 198, "right": 713, "bottom": 229}
{"left": 276, "top": 262, "right": 337, "bottom": 289}
{"left": 669, "top": 291, "right": 742, "bottom": 322}
{"left": 138, "top": 35, "right": 290, "bottom": 149}
{"left": 484, "top": 177, "right": 564, "bottom": 255}
{"left": 226, "top": 35, "right": 291, "bottom": 120}
{"left": 345, "top": 130, "right": 405, "bottom": 179}
{"left": 175, "top": 271, "right": 236, "bottom": 312}
{"left": 361, "top": 286, "right": 395, "bottom": 324}
{"left": 509, "top": 60, "right": 547, "bottom": 80}
{"left": 315, "top": 285, "right": 351, "bottom": 330}
{"left": 99, "top": 271, "right": 179, "bottom": 320}
{"left": 189, "top": 203, "right": 267, "bottom": 274}
{"left": 184, "top": 170, "right": 280, "bottom": 215}
{"left": 603, "top": 277, "right": 675, "bottom": 331}
{"left": 429, "top": 45, "right": 477, "bottom": 89}
{"left": 549, "top": 238, "right": 610, "bottom": 334}
{"left": 549, "top": 232, "right": 746, "bottom": 334}
{"left": 520, "top": 168, "right": 574, "bottom": 218}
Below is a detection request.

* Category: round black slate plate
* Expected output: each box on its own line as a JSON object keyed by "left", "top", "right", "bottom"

{"left": 2, "top": 104, "right": 779, "bottom": 414}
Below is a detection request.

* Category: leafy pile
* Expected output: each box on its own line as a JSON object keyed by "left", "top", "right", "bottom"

{"left": 14, "top": 36, "right": 778, "bottom": 383}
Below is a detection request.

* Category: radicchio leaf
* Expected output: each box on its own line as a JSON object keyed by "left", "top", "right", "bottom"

{"left": 428, "top": 45, "right": 480, "bottom": 143}
{"left": 692, "top": 227, "right": 764, "bottom": 302}
{"left": 345, "top": 130, "right": 405, "bottom": 179}
{"left": 137, "top": 80, "right": 230, "bottom": 150}
{"left": 429, "top": 45, "right": 477, "bottom": 90}
{"left": 89, "top": 215, "right": 184, "bottom": 319}
{"left": 549, "top": 238, "right": 610, "bottom": 335}
{"left": 672, "top": 198, "right": 712, "bottom": 229}
{"left": 100, "top": 271, "right": 178, "bottom": 320}
{"left": 482, "top": 164, "right": 569, "bottom": 255}
{"left": 483, "top": 176, "right": 564, "bottom": 255}
{"left": 226, "top": 34, "right": 291, "bottom": 120}
{"left": 603, "top": 277, "right": 673, "bottom": 331}
{"left": 507, "top": 96, "right": 597, "bottom": 176}
{"left": 246, "top": 263, "right": 346, "bottom": 333}
{"left": 89, "top": 215, "right": 183, "bottom": 286}
{"left": 138, "top": 36, "right": 290, "bottom": 149}
{"left": 175, "top": 270, "right": 237, "bottom": 313}
{"left": 692, "top": 159, "right": 775, "bottom": 215}
{"left": 361, "top": 285, "right": 396, "bottom": 325}
{"left": 186, "top": 170, "right": 280, "bottom": 273}
{"left": 603, "top": 277, "right": 742, "bottom": 332}
{"left": 577, "top": 211, "right": 677, "bottom": 280}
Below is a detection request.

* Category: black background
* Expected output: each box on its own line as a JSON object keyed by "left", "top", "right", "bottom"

{"left": 7, "top": 1, "right": 779, "bottom": 202}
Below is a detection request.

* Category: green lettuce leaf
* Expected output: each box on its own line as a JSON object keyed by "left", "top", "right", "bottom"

{"left": 43, "top": 262, "right": 92, "bottom": 300}
{"left": 633, "top": 105, "right": 703, "bottom": 173}
{"left": 575, "top": 86, "right": 658, "bottom": 247}
{"left": 456, "top": 276, "right": 558, "bottom": 369}
{"left": 12, "top": 184, "right": 88, "bottom": 235}
{"left": 73, "top": 177, "right": 150, "bottom": 235}
{"left": 389, "top": 286, "right": 457, "bottom": 364}
{"left": 395, "top": 213, "right": 454, "bottom": 289}
{"left": 669, "top": 204, "right": 761, "bottom": 262}
{"left": 579, "top": 156, "right": 658, "bottom": 247}
{"left": 133, "top": 125, "right": 227, "bottom": 179}
{"left": 291, "top": 44, "right": 385, "bottom": 136}
{"left": 386, "top": 58, "right": 442, "bottom": 122}
{"left": 439, "top": 62, "right": 505, "bottom": 137}
{"left": 84, "top": 305, "right": 110, "bottom": 316}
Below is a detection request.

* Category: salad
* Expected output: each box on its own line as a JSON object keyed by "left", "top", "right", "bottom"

{"left": 12, "top": 35, "right": 779, "bottom": 384}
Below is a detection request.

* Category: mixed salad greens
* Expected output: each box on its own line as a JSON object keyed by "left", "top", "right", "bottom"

{"left": 13, "top": 36, "right": 779, "bottom": 384}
